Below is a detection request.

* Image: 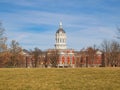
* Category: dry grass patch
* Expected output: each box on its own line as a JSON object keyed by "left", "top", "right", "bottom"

{"left": 0, "top": 68, "right": 120, "bottom": 90}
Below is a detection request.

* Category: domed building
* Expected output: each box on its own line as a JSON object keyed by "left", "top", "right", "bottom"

{"left": 55, "top": 22, "right": 67, "bottom": 49}
{"left": 24, "top": 22, "right": 103, "bottom": 68}
{"left": 55, "top": 22, "right": 75, "bottom": 67}
{"left": 46, "top": 22, "right": 103, "bottom": 68}
{"left": 46, "top": 22, "right": 75, "bottom": 68}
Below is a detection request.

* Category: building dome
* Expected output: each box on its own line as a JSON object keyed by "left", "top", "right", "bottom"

{"left": 96, "top": 51, "right": 102, "bottom": 55}
{"left": 56, "top": 22, "right": 65, "bottom": 33}
{"left": 56, "top": 28, "right": 65, "bottom": 33}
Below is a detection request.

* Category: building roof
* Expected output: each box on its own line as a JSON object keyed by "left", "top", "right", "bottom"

{"left": 56, "top": 28, "right": 66, "bottom": 33}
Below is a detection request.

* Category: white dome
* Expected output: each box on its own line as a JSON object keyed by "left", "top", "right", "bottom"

{"left": 96, "top": 51, "right": 102, "bottom": 55}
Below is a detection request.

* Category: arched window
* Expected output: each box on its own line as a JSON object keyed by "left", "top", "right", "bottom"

{"left": 72, "top": 56, "right": 75, "bottom": 64}
{"left": 67, "top": 56, "right": 70, "bottom": 64}
{"left": 60, "top": 39, "right": 61, "bottom": 43}
{"left": 62, "top": 56, "right": 65, "bottom": 64}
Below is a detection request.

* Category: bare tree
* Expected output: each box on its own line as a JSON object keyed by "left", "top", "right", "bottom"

{"left": 0, "top": 22, "right": 7, "bottom": 52}
{"left": 50, "top": 50, "right": 59, "bottom": 67}
{"left": 9, "top": 40, "right": 22, "bottom": 67}
{"left": 31, "top": 47, "right": 42, "bottom": 67}
{"left": 101, "top": 40, "right": 111, "bottom": 66}
{"left": 110, "top": 41, "right": 120, "bottom": 67}
{"left": 116, "top": 27, "right": 120, "bottom": 39}
{"left": 86, "top": 47, "right": 96, "bottom": 67}
{"left": 100, "top": 40, "right": 120, "bottom": 67}
{"left": 0, "top": 22, "right": 8, "bottom": 67}
{"left": 46, "top": 50, "right": 59, "bottom": 68}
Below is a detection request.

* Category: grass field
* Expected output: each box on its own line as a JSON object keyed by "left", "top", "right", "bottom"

{"left": 0, "top": 68, "right": 120, "bottom": 90}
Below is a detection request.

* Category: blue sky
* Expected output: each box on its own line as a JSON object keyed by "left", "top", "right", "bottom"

{"left": 0, "top": 0, "right": 120, "bottom": 50}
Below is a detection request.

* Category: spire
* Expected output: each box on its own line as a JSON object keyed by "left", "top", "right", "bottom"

{"left": 59, "top": 21, "right": 62, "bottom": 28}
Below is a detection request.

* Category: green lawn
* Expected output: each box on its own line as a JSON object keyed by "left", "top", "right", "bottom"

{"left": 0, "top": 68, "right": 120, "bottom": 90}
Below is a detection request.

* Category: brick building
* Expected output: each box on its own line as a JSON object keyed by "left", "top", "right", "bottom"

{"left": 24, "top": 22, "right": 103, "bottom": 68}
